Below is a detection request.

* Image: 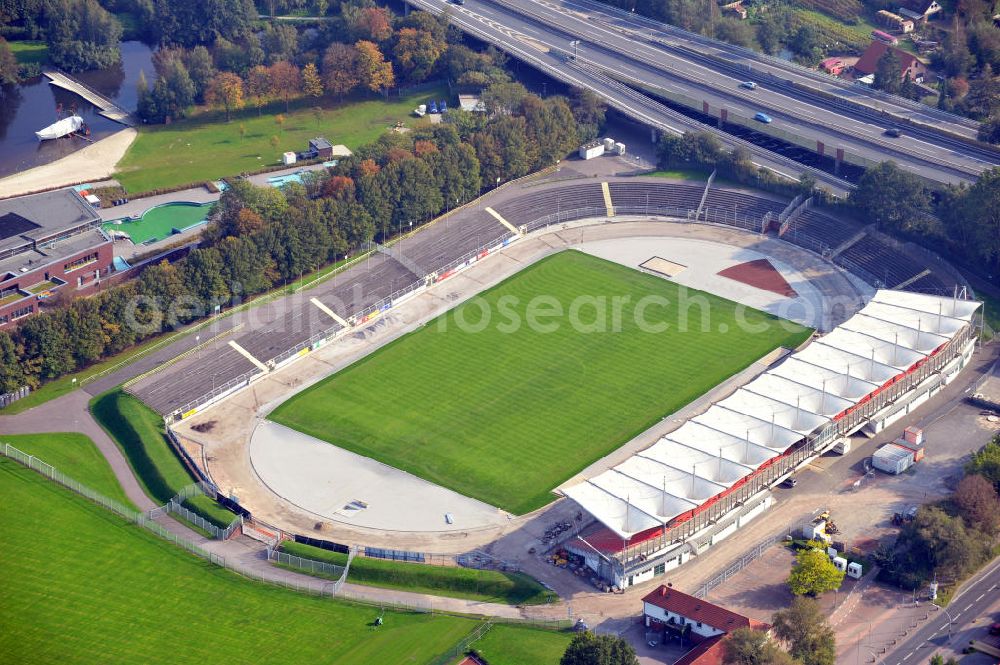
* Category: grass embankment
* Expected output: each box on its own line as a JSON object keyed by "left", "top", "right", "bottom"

{"left": 8, "top": 40, "right": 48, "bottom": 65}
{"left": 272, "top": 250, "right": 812, "bottom": 514}
{"left": 0, "top": 456, "right": 487, "bottom": 664}
{"left": 0, "top": 432, "right": 136, "bottom": 508}
{"left": 279, "top": 541, "right": 557, "bottom": 606}
{"left": 89, "top": 388, "right": 234, "bottom": 527}
{"left": 114, "top": 85, "right": 445, "bottom": 193}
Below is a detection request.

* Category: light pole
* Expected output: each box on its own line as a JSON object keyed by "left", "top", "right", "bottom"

{"left": 570, "top": 40, "right": 580, "bottom": 60}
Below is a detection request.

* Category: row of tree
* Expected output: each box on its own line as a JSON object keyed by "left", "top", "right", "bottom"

{"left": 134, "top": 9, "right": 451, "bottom": 124}
{"left": 0, "top": 85, "right": 600, "bottom": 393}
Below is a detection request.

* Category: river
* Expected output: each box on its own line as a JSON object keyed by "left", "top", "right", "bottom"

{"left": 0, "top": 41, "right": 155, "bottom": 180}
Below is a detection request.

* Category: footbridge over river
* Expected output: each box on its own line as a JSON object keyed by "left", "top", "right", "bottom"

{"left": 43, "top": 70, "right": 133, "bottom": 126}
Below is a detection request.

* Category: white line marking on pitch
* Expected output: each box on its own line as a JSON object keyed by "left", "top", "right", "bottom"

{"left": 485, "top": 207, "right": 521, "bottom": 235}
{"left": 228, "top": 340, "right": 269, "bottom": 373}
{"left": 310, "top": 297, "right": 348, "bottom": 327}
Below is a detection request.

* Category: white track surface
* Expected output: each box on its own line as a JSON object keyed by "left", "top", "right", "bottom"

{"left": 249, "top": 420, "right": 509, "bottom": 532}
{"left": 577, "top": 236, "right": 827, "bottom": 329}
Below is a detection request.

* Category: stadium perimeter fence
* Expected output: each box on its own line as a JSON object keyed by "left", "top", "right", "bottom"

{"left": 0, "top": 441, "right": 572, "bottom": 624}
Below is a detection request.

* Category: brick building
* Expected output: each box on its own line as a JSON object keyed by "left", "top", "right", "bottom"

{"left": 0, "top": 188, "right": 113, "bottom": 329}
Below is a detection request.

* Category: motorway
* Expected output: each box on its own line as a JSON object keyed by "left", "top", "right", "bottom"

{"left": 410, "top": 0, "right": 1000, "bottom": 186}
{"left": 881, "top": 556, "right": 1000, "bottom": 665}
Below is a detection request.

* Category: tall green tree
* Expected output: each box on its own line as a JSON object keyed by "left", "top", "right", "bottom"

{"left": 560, "top": 631, "right": 638, "bottom": 665}
{"left": 0, "top": 331, "right": 29, "bottom": 392}
{"left": 772, "top": 597, "right": 836, "bottom": 665}
{"left": 851, "top": 161, "right": 930, "bottom": 235}
{"left": 873, "top": 48, "right": 902, "bottom": 94}
{"left": 788, "top": 548, "right": 844, "bottom": 596}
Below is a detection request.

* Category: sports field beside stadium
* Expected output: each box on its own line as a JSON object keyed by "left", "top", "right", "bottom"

{"left": 271, "top": 250, "right": 812, "bottom": 514}
{"left": 0, "top": 454, "right": 568, "bottom": 664}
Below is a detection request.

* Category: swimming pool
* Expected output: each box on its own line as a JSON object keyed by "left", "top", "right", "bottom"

{"left": 267, "top": 172, "right": 305, "bottom": 188}
{"left": 103, "top": 201, "right": 215, "bottom": 245}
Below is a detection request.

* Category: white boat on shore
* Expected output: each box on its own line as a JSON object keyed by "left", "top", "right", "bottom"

{"left": 35, "top": 115, "right": 84, "bottom": 141}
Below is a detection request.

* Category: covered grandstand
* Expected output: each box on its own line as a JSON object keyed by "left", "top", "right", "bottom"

{"left": 561, "top": 290, "right": 981, "bottom": 590}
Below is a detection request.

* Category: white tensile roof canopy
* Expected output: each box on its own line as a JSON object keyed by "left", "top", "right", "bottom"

{"left": 563, "top": 290, "right": 979, "bottom": 539}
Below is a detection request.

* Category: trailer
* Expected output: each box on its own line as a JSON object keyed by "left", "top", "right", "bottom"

{"left": 872, "top": 443, "right": 914, "bottom": 475}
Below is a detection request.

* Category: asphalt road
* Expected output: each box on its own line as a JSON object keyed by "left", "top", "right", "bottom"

{"left": 411, "top": 0, "right": 999, "bottom": 186}
{"left": 881, "top": 556, "right": 1000, "bottom": 665}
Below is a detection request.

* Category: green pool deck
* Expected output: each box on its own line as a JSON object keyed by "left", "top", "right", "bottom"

{"left": 103, "top": 202, "right": 215, "bottom": 245}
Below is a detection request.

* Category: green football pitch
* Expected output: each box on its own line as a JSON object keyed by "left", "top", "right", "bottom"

{"left": 271, "top": 250, "right": 812, "bottom": 514}
{"left": 0, "top": 453, "right": 570, "bottom": 664}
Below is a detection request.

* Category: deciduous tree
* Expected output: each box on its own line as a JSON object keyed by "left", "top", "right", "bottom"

{"left": 302, "top": 62, "right": 323, "bottom": 98}
{"left": 772, "top": 597, "right": 836, "bottom": 665}
{"left": 206, "top": 71, "right": 244, "bottom": 122}
{"left": 560, "top": 631, "right": 638, "bottom": 665}
{"left": 850, "top": 161, "right": 931, "bottom": 235}
{"left": 246, "top": 64, "right": 272, "bottom": 116}
{"left": 873, "top": 48, "right": 902, "bottom": 95}
{"left": 268, "top": 60, "right": 301, "bottom": 112}
{"left": 322, "top": 43, "right": 360, "bottom": 100}
{"left": 355, "top": 40, "right": 394, "bottom": 97}
{"left": 788, "top": 548, "right": 844, "bottom": 596}
{"left": 954, "top": 473, "right": 999, "bottom": 533}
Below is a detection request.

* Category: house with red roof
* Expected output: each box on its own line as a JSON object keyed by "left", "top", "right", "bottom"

{"left": 854, "top": 41, "right": 928, "bottom": 83}
{"left": 643, "top": 585, "right": 770, "bottom": 664}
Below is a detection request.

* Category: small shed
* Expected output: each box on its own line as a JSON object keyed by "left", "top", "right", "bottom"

{"left": 309, "top": 137, "right": 333, "bottom": 159}
{"left": 872, "top": 443, "right": 914, "bottom": 475}
{"left": 579, "top": 141, "right": 605, "bottom": 160}
{"left": 282, "top": 151, "right": 297, "bottom": 166}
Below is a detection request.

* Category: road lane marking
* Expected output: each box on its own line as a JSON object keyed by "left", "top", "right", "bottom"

{"left": 976, "top": 593, "right": 985, "bottom": 601}
{"left": 964, "top": 603, "right": 973, "bottom": 611}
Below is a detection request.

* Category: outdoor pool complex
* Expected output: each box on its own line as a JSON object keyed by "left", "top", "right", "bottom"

{"left": 103, "top": 202, "right": 215, "bottom": 245}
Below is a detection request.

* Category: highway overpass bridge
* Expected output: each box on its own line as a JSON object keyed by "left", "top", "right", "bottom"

{"left": 405, "top": 0, "right": 1000, "bottom": 191}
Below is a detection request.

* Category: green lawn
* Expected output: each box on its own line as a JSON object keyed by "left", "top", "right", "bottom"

{"left": 89, "top": 388, "right": 235, "bottom": 527}
{"left": 0, "top": 457, "right": 482, "bottom": 664}
{"left": 0, "top": 432, "right": 136, "bottom": 508}
{"left": 114, "top": 86, "right": 444, "bottom": 193}
{"left": 7, "top": 40, "right": 48, "bottom": 65}
{"left": 470, "top": 624, "right": 574, "bottom": 665}
{"left": 271, "top": 250, "right": 812, "bottom": 514}
{"left": 280, "top": 542, "right": 557, "bottom": 606}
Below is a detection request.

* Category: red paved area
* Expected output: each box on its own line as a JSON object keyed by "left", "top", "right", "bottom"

{"left": 717, "top": 259, "right": 797, "bottom": 297}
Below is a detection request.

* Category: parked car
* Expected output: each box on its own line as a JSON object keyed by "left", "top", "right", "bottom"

{"left": 781, "top": 477, "right": 797, "bottom": 488}
{"left": 754, "top": 112, "right": 772, "bottom": 123}
{"left": 885, "top": 128, "right": 902, "bottom": 137}
{"left": 741, "top": 81, "right": 758, "bottom": 90}
{"left": 452, "top": 0, "right": 465, "bottom": 4}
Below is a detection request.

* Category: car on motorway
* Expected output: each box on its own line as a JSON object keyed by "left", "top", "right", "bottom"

{"left": 781, "top": 477, "right": 797, "bottom": 488}
{"left": 740, "top": 81, "right": 757, "bottom": 90}
{"left": 884, "top": 128, "right": 902, "bottom": 137}
{"left": 451, "top": 0, "right": 465, "bottom": 4}
{"left": 754, "top": 112, "right": 772, "bottom": 124}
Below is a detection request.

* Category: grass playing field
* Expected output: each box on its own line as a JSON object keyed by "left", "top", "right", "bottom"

{"left": 470, "top": 624, "right": 575, "bottom": 665}
{"left": 271, "top": 250, "right": 812, "bottom": 514}
{"left": 114, "top": 85, "right": 444, "bottom": 193}
{"left": 0, "top": 456, "right": 475, "bottom": 663}
{"left": 0, "top": 432, "right": 136, "bottom": 508}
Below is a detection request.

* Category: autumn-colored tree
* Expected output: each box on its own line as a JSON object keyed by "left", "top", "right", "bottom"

{"left": 393, "top": 27, "right": 446, "bottom": 82}
{"left": 239, "top": 123, "right": 246, "bottom": 142}
{"left": 268, "top": 60, "right": 301, "bottom": 111}
{"left": 206, "top": 71, "right": 244, "bottom": 122}
{"left": 355, "top": 6, "right": 393, "bottom": 42}
{"left": 302, "top": 62, "right": 323, "bottom": 97}
{"left": 322, "top": 175, "right": 356, "bottom": 200}
{"left": 269, "top": 135, "right": 280, "bottom": 151}
{"left": 358, "top": 158, "right": 380, "bottom": 177}
{"left": 413, "top": 140, "right": 439, "bottom": 158}
{"left": 355, "top": 40, "right": 394, "bottom": 97}
{"left": 275, "top": 113, "right": 285, "bottom": 133}
{"left": 246, "top": 65, "right": 272, "bottom": 116}
{"left": 235, "top": 208, "right": 265, "bottom": 235}
{"left": 385, "top": 147, "right": 413, "bottom": 163}
{"left": 322, "top": 43, "right": 360, "bottom": 100}
{"left": 954, "top": 473, "right": 999, "bottom": 534}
